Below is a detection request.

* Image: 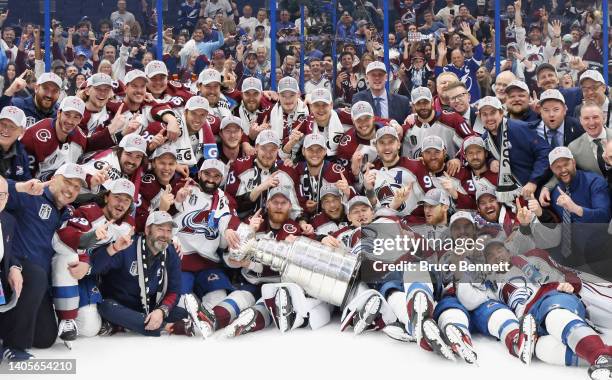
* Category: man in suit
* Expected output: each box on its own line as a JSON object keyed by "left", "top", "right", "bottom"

{"left": 534, "top": 89, "right": 583, "bottom": 148}
{"left": 352, "top": 61, "right": 411, "bottom": 124}
{"left": 446, "top": 81, "right": 478, "bottom": 131}
{"left": 575, "top": 70, "right": 611, "bottom": 129}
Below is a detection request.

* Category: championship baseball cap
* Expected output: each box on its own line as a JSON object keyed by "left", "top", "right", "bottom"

{"left": 277, "top": 76, "right": 300, "bottom": 93}
{"left": 55, "top": 163, "right": 87, "bottom": 186}
{"left": 536, "top": 63, "right": 557, "bottom": 77}
{"left": 145, "top": 60, "right": 169, "bottom": 78}
{"left": 0, "top": 106, "right": 26, "bottom": 128}
{"left": 475, "top": 183, "right": 497, "bottom": 201}
{"left": 375, "top": 126, "right": 399, "bottom": 141}
{"left": 108, "top": 178, "right": 136, "bottom": 198}
{"left": 351, "top": 101, "right": 374, "bottom": 120}
{"left": 119, "top": 133, "right": 147, "bottom": 154}
{"left": 199, "top": 158, "right": 226, "bottom": 177}
{"left": 87, "top": 73, "right": 114, "bottom": 88}
{"left": 185, "top": 96, "right": 212, "bottom": 112}
{"left": 366, "top": 61, "right": 387, "bottom": 75}
{"left": 505, "top": 80, "right": 529, "bottom": 93}
{"left": 220, "top": 115, "right": 243, "bottom": 130}
{"left": 539, "top": 89, "right": 566, "bottom": 105}
{"left": 197, "top": 69, "right": 222, "bottom": 85}
{"left": 303, "top": 133, "right": 326, "bottom": 149}
{"left": 310, "top": 88, "right": 332, "bottom": 104}
{"left": 255, "top": 129, "right": 281, "bottom": 147}
{"left": 463, "top": 136, "right": 486, "bottom": 151}
{"left": 124, "top": 69, "right": 148, "bottom": 85}
{"left": 549, "top": 146, "right": 574, "bottom": 165}
{"left": 241, "top": 77, "right": 263, "bottom": 93}
{"left": 146, "top": 210, "right": 178, "bottom": 227}
{"left": 151, "top": 144, "right": 178, "bottom": 160}
{"left": 411, "top": 86, "right": 433, "bottom": 103}
{"left": 36, "top": 72, "right": 62, "bottom": 88}
{"left": 421, "top": 135, "right": 445, "bottom": 151}
{"left": 579, "top": 70, "right": 605, "bottom": 85}
{"left": 267, "top": 185, "right": 292, "bottom": 201}
{"left": 59, "top": 96, "right": 86, "bottom": 116}
{"left": 449, "top": 210, "right": 475, "bottom": 226}
{"left": 477, "top": 96, "right": 503, "bottom": 111}
{"left": 320, "top": 185, "right": 341, "bottom": 199}
{"left": 347, "top": 196, "right": 372, "bottom": 212}
{"left": 419, "top": 188, "right": 450, "bottom": 206}
{"left": 562, "top": 34, "right": 573, "bottom": 43}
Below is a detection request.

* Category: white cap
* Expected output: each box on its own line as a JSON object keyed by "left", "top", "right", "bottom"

{"left": 347, "top": 196, "right": 372, "bottom": 211}
{"left": 375, "top": 126, "right": 399, "bottom": 141}
{"left": 199, "top": 158, "right": 226, "bottom": 177}
{"left": 220, "top": 115, "right": 243, "bottom": 130}
{"left": 539, "top": 89, "right": 566, "bottom": 105}
{"left": 303, "top": 133, "right": 326, "bottom": 148}
{"left": 151, "top": 144, "right": 178, "bottom": 160}
{"left": 119, "top": 133, "right": 147, "bottom": 153}
{"left": 549, "top": 146, "right": 574, "bottom": 165}
{"left": 108, "top": 178, "right": 136, "bottom": 198}
{"left": 277, "top": 76, "right": 300, "bottom": 93}
{"left": 310, "top": 88, "right": 332, "bottom": 104}
{"left": 449, "top": 210, "right": 475, "bottom": 226}
{"left": 463, "top": 136, "right": 486, "bottom": 151}
{"left": 366, "top": 61, "right": 387, "bottom": 75}
{"left": 198, "top": 68, "right": 222, "bottom": 85}
{"left": 351, "top": 101, "right": 374, "bottom": 120}
{"left": 36, "top": 72, "right": 62, "bottom": 88}
{"left": 579, "top": 70, "right": 605, "bottom": 85}
{"left": 87, "top": 73, "right": 114, "bottom": 88}
{"left": 475, "top": 183, "right": 497, "bottom": 201}
{"left": 59, "top": 96, "right": 86, "bottom": 116}
{"left": 320, "top": 185, "right": 341, "bottom": 198}
{"left": 419, "top": 188, "right": 450, "bottom": 206}
{"left": 0, "top": 106, "right": 26, "bottom": 128}
{"left": 145, "top": 60, "right": 168, "bottom": 78}
{"left": 505, "top": 80, "right": 529, "bottom": 93}
{"left": 124, "top": 69, "right": 148, "bottom": 85}
{"left": 267, "top": 185, "right": 292, "bottom": 201}
{"left": 411, "top": 86, "right": 433, "bottom": 103}
{"left": 55, "top": 163, "right": 87, "bottom": 185}
{"left": 145, "top": 210, "right": 178, "bottom": 227}
{"left": 255, "top": 130, "right": 281, "bottom": 147}
{"left": 477, "top": 96, "right": 503, "bottom": 111}
{"left": 241, "top": 77, "right": 263, "bottom": 93}
{"left": 185, "top": 96, "right": 212, "bottom": 112}
{"left": 421, "top": 135, "right": 445, "bottom": 151}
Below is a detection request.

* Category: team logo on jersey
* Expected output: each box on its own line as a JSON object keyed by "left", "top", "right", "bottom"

{"left": 202, "top": 144, "right": 218, "bottom": 159}
{"left": 376, "top": 183, "right": 405, "bottom": 211}
{"left": 339, "top": 135, "right": 351, "bottom": 147}
{"left": 207, "top": 273, "right": 220, "bottom": 282}
{"left": 141, "top": 174, "right": 155, "bottom": 184}
{"left": 283, "top": 223, "right": 297, "bottom": 234}
{"left": 169, "top": 81, "right": 183, "bottom": 88}
{"left": 180, "top": 209, "right": 219, "bottom": 239}
{"left": 129, "top": 261, "right": 138, "bottom": 276}
{"left": 25, "top": 116, "right": 37, "bottom": 129}
{"left": 36, "top": 129, "right": 52, "bottom": 142}
{"left": 38, "top": 204, "right": 52, "bottom": 220}
{"left": 206, "top": 115, "right": 216, "bottom": 125}
{"left": 331, "top": 163, "right": 344, "bottom": 174}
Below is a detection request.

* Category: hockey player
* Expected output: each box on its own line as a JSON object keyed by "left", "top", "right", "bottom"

{"left": 90, "top": 211, "right": 195, "bottom": 337}
{"left": 217, "top": 115, "right": 249, "bottom": 164}
{"left": 225, "top": 130, "right": 303, "bottom": 222}
{"left": 78, "top": 73, "right": 118, "bottom": 136}
{"left": 197, "top": 68, "right": 238, "bottom": 119}
{"left": 474, "top": 183, "right": 519, "bottom": 236}
{"left": 484, "top": 240, "right": 612, "bottom": 379}
{"left": 21, "top": 96, "right": 117, "bottom": 180}
{"left": 233, "top": 77, "right": 274, "bottom": 143}
{"left": 270, "top": 76, "right": 309, "bottom": 160}
{"left": 311, "top": 186, "right": 349, "bottom": 237}
{"left": 453, "top": 136, "right": 498, "bottom": 209}
{"left": 144, "top": 60, "right": 194, "bottom": 110}
{"left": 401, "top": 86, "right": 472, "bottom": 159}
{"left": 52, "top": 179, "right": 135, "bottom": 345}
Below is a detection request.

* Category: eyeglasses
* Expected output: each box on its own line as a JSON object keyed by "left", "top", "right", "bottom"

{"left": 0, "top": 192, "right": 8, "bottom": 201}
{"left": 449, "top": 92, "right": 469, "bottom": 103}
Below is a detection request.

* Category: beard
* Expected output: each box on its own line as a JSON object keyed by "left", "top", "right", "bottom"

{"left": 269, "top": 209, "right": 290, "bottom": 224}
{"left": 199, "top": 179, "right": 219, "bottom": 195}
{"left": 147, "top": 236, "right": 169, "bottom": 253}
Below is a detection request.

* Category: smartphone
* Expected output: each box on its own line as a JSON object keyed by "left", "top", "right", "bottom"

{"left": 450, "top": 9, "right": 455, "bottom": 16}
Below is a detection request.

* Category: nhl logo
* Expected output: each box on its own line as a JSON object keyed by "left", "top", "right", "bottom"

{"left": 129, "top": 261, "right": 138, "bottom": 276}
{"left": 38, "top": 204, "right": 52, "bottom": 220}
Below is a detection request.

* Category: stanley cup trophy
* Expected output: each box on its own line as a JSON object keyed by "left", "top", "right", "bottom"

{"left": 231, "top": 227, "right": 361, "bottom": 308}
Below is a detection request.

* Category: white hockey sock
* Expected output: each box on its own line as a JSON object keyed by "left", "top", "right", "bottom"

{"left": 387, "top": 290, "right": 409, "bottom": 325}
{"left": 438, "top": 308, "right": 470, "bottom": 337}
{"left": 535, "top": 335, "right": 584, "bottom": 367}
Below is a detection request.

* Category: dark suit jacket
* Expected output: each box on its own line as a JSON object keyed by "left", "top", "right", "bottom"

{"left": 352, "top": 90, "right": 412, "bottom": 124}
{"left": 561, "top": 116, "right": 585, "bottom": 146}
{"left": 0, "top": 211, "right": 18, "bottom": 297}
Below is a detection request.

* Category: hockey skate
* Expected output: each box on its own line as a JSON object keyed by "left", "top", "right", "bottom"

{"left": 407, "top": 290, "right": 432, "bottom": 344}
{"left": 168, "top": 318, "right": 196, "bottom": 337}
{"left": 444, "top": 324, "right": 478, "bottom": 365}
{"left": 422, "top": 318, "right": 455, "bottom": 362}
{"left": 57, "top": 319, "right": 78, "bottom": 350}
{"left": 183, "top": 293, "right": 216, "bottom": 338}
{"left": 381, "top": 322, "right": 416, "bottom": 343}
{"left": 515, "top": 314, "right": 537, "bottom": 365}
{"left": 273, "top": 286, "right": 296, "bottom": 333}
{"left": 352, "top": 294, "right": 382, "bottom": 335}
{"left": 223, "top": 307, "right": 258, "bottom": 338}
{"left": 589, "top": 355, "right": 612, "bottom": 380}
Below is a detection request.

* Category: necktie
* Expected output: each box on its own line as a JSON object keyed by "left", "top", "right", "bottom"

{"left": 594, "top": 138, "right": 607, "bottom": 175}
{"left": 548, "top": 128, "right": 559, "bottom": 148}
{"left": 373, "top": 97, "right": 382, "bottom": 117}
{"left": 560, "top": 187, "right": 572, "bottom": 258}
